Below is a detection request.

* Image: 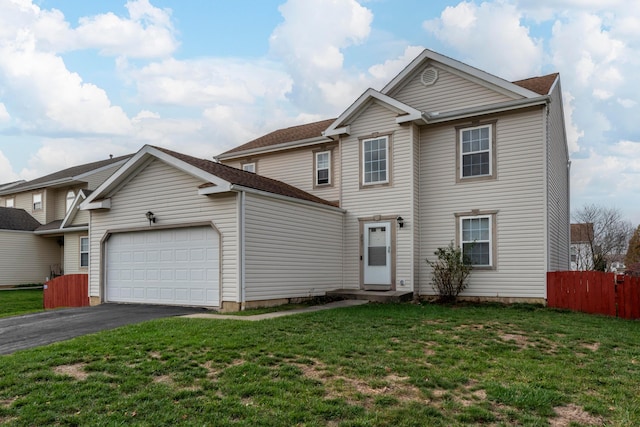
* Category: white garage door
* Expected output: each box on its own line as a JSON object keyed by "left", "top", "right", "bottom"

{"left": 106, "top": 227, "right": 219, "bottom": 307}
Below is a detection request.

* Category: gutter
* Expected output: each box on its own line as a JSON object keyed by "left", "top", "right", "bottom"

{"left": 34, "top": 226, "right": 88, "bottom": 235}
{"left": 420, "top": 96, "right": 550, "bottom": 124}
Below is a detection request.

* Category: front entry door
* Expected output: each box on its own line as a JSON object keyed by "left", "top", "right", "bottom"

{"left": 363, "top": 222, "right": 392, "bottom": 288}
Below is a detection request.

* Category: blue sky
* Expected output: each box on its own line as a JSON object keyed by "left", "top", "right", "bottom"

{"left": 0, "top": 0, "right": 639, "bottom": 224}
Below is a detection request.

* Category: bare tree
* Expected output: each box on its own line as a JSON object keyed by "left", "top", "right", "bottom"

{"left": 572, "top": 204, "right": 634, "bottom": 271}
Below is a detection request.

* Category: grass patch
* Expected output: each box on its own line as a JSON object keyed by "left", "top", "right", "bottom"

{"left": 0, "top": 289, "right": 43, "bottom": 318}
{"left": 0, "top": 303, "right": 638, "bottom": 426}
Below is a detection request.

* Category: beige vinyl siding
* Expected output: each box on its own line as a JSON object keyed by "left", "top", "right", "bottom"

{"left": 84, "top": 164, "right": 123, "bottom": 189}
{"left": 419, "top": 108, "right": 547, "bottom": 298}
{"left": 222, "top": 146, "right": 341, "bottom": 203}
{"left": 546, "top": 82, "right": 571, "bottom": 271}
{"left": 88, "top": 159, "right": 238, "bottom": 305}
{"left": 0, "top": 231, "right": 60, "bottom": 285}
{"left": 63, "top": 232, "right": 87, "bottom": 274}
{"left": 71, "top": 208, "right": 89, "bottom": 226}
{"left": 242, "top": 192, "right": 343, "bottom": 301}
{"left": 412, "top": 123, "right": 421, "bottom": 294}
{"left": 340, "top": 102, "right": 414, "bottom": 290}
{"left": 389, "top": 66, "right": 515, "bottom": 114}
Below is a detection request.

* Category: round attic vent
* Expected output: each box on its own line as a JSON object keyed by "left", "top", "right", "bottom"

{"left": 421, "top": 67, "right": 438, "bottom": 86}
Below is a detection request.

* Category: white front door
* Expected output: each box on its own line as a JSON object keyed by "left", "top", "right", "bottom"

{"left": 363, "top": 222, "right": 391, "bottom": 288}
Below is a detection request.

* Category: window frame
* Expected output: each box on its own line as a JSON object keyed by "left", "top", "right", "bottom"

{"left": 241, "top": 162, "right": 256, "bottom": 173}
{"left": 456, "top": 121, "right": 497, "bottom": 182}
{"left": 455, "top": 211, "right": 497, "bottom": 270}
{"left": 80, "top": 236, "right": 89, "bottom": 268}
{"left": 360, "top": 134, "right": 391, "bottom": 187}
{"left": 5, "top": 197, "right": 14, "bottom": 208}
{"left": 32, "top": 193, "right": 42, "bottom": 211}
{"left": 314, "top": 150, "right": 331, "bottom": 187}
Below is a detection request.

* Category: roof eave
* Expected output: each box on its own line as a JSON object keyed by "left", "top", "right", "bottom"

{"left": 216, "top": 135, "right": 333, "bottom": 161}
{"left": 422, "top": 96, "right": 550, "bottom": 124}
{"left": 34, "top": 225, "right": 88, "bottom": 235}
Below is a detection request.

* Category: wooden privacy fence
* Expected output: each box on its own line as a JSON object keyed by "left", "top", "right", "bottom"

{"left": 547, "top": 271, "right": 640, "bottom": 319}
{"left": 43, "top": 274, "right": 89, "bottom": 309}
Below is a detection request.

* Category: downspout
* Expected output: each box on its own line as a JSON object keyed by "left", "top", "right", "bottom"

{"left": 239, "top": 191, "right": 246, "bottom": 309}
{"left": 340, "top": 135, "right": 345, "bottom": 290}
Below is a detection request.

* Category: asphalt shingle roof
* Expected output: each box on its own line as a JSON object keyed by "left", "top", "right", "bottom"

{"left": 0, "top": 207, "right": 41, "bottom": 231}
{"left": 512, "top": 73, "right": 558, "bottom": 96}
{"left": 1, "top": 155, "right": 131, "bottom": 195}
{"left": 153, "top": 146, "right": 337, "bottom": 207}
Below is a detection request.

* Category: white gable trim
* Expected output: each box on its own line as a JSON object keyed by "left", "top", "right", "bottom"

{"left": 381, "top": 49, "right": 540, "bottom": 99}
{"left": 324, "top": 89, "right": 421, "bottom": 137}
{"left": 60, "top": 190, "right": 89, "bottom": 228}
{"left": 82, "top": 145, "right": 231, "bottom": 210}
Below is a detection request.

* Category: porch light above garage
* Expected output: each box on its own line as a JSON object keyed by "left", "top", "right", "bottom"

{"left": 145, "top": 211, "right": 156, "bottom": 225}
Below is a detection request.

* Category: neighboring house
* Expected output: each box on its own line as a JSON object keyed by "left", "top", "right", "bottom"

{"left": 570, "top": 223, "right": 594, "bottom": 270}
{"left": 0, "top": 155, "right": 130, "bottom": 285}
{"left": 81, "top": 49, "right": 570, "bottom": 310}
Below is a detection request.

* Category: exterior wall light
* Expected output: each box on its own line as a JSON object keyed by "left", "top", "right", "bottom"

{"left": 145, "top": 211, "right": 156, "bottom": 225}
{"left": 396, "top": 216, "right": 404, "bottom": 228}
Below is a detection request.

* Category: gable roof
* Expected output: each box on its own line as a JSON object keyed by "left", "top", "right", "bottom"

{"left": 0, "top": 207, "right": 41, "bottom": 231}
{"left": 0, "top": 155, "right": 132, "bottom": 196}
{"left": 217, "top": 118, "right": 335, "bottom": 160}
{"left": 83, "top": 145, "right": 340, "bottom": 211}
{"left": 512, "top": 73, "right": 559, "bottom": 96}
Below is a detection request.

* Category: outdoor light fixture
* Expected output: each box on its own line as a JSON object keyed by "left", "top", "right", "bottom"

{"left": 145, "top": 211, "right": 156, "bottom": 225}
{"left": 396, "top": 216, "right": 404, "bottom": 228}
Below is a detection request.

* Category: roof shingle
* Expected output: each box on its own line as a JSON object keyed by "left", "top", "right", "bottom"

{"left": 0, "top": 207, "right": 41, "bottom": 231}
{"left": 512, "top": 73, "right": 558, "bottom": 95}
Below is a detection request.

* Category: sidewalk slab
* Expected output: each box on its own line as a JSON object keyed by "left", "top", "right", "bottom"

{"left": 182, "top": 299, "right": 368, "bottom": 321}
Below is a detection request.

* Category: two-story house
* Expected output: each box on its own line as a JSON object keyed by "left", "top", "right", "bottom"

{"left": 82, "top": 49, "right": 570, "bottom": 310}
{"left": 0, "top": 155, "right": 130, "bottom": 285}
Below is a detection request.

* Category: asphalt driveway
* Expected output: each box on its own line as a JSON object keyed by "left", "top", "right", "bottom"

{"left": 0, "top": 304, "right": 207, "bottom": 355}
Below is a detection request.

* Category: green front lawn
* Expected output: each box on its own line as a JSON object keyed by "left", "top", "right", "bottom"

{"left": 0, "top": 289, "right": 43, "bottom": 318}
{"left": 1, "top": 303, "right": 639, "bottom": 426}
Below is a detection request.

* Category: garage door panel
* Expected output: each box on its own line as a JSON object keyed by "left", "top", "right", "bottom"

{"left": 106, "top": 227, "right": 219, "bottom": 307}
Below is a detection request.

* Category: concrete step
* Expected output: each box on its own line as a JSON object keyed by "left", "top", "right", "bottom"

{"left": 326, "top": 289, "right": 413, "bottom": 303}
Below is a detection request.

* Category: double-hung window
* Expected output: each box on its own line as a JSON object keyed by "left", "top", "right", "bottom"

{"left": 33, "top": 193, "right": 42, "bottom": 210}
{"left": 459, "top": 124, "right": 493, "bottom": 179}
{"left": 460, "top": 215, "right": 492, "bottom": 267}
{"left": 242, "top": 163, "right": 256, "bottom": 173}
{"left": 80, "top": 237, "right": 89, "bottom": 268}
{"left": 315, "top": 151, "right": 330, "bottom": 186}
{"left": 5, "top": 198, "right": 14, "bottom": 208}
{"left": 362, "top": 136, "right": 389, "bottom": 185}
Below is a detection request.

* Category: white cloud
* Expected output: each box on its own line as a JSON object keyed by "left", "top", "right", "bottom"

{"left": 423, "top": 1, "right": 543, "bottom": 80}
{"left": 0, "top": 103, "right": 10, "bottom": 122}
{"left": 269, "top": 0, "right": 374, "bottom": 112}
{"left": 368, "top": 45, "right": 425, "bottom": 82}
{"left": 0, "top": 150, "right": 19, "bottom": 183}
{"left": 562, "top": 91, "right": 583, "bottom": 154}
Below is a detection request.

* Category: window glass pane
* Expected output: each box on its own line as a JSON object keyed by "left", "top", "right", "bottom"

{"left": 80, "top": 238, "right": 89, "bottom": 252}
{"left": 363, "top": 137, "right": 388, "bottom": 183}
{"left": 462, "top": 217, "right": 491, "bottom": 266}
{"left": 317, "top": 169, "right": 329, "bottom": 184}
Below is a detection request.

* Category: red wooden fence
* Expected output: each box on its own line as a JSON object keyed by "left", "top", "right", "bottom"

{"left": 547, "top": 271, "right": 640, "bottom": 319}
{"left": 43, "top": 274, "right": 89, "bottom": 309}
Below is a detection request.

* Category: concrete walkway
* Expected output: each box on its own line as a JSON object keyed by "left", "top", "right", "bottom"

{"left": 183, "top": 299, "right": 368, "bottom": 321}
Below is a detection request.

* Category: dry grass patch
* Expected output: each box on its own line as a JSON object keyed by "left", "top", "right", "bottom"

{"left": 53, "top": 363, "right": 88, "bottom": 381}
{"left": 1, "top": 397, "right": 17, "bottom": 408}
{"left": 581, "top": 342, "right": 600, "bottom": 352}
{"left": 550, "top": 403, "right": 604, "bottom": 427}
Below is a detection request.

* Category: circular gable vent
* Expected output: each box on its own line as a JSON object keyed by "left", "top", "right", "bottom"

{"left": 421, "top": 67, "right": 438, "bottom": 86}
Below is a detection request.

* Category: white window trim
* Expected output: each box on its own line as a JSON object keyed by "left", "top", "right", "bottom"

{"left": 80, "top": 236, "right": 89, "bottom": 268}
{"left": 459, "top": 214, "right": 494, "bottom": 268}
{"left": 33, "top": 193, "right": 42, "bottom": 211}
{"left": 242, "top": 162, "right": 256, "bottom": 173}
{"left": 315, "top": 151, "right": 331, "bottom": 186}
{"left": 5, "top": 197, "right": 14, "bottom": 208}
{"left": 460, "top": 124, "right": 492, "bottom": 179}
{"left": 362, "top": 135, "right": 390, "bottom": 186}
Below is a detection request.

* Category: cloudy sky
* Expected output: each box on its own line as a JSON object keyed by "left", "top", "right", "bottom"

{"left": 0, "top": 0, "right": 638, "bottom": 224}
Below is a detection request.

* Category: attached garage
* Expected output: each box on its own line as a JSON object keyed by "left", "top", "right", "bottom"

{"left": 105, "top": 226, "right": 219, "bottom": 307}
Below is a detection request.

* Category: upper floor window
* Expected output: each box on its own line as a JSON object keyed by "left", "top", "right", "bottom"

{"left": 459, "top": 215, "right": 494, "bottom": 267}
{"left": 33, "top": 193, "right": 42, "bottom": 211}
{"left": 80, "top": 236, "right": 89, "bottom": 268}
{"left": 242, "top": 163, "right": 256, "bottom": 173}
{"left": 315, "top": 151, "right": 331, "bottom": 186}
{"left": 362, "top": 136, "right": 389, "bottom": 185}
{"left": 66, "top": 190, "right": 75, "bottom": 212}
{"left": 457, "top": 122, "right": 496, "bottom": 181}
{"left": 5, "top": 198, "right": 14, "bottom": 208}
